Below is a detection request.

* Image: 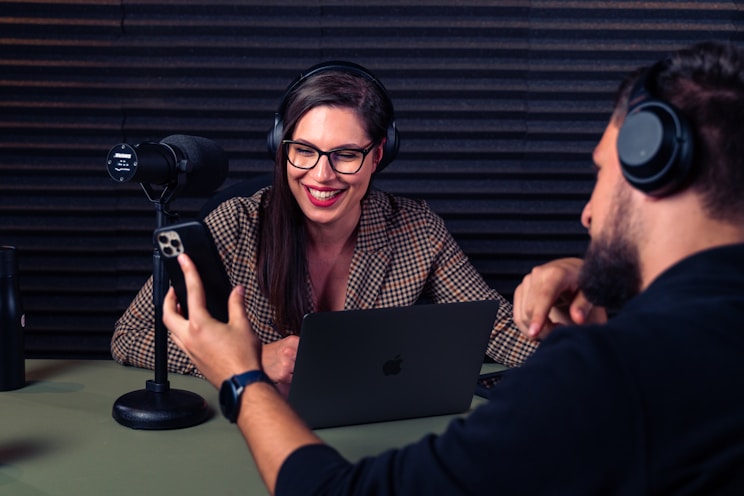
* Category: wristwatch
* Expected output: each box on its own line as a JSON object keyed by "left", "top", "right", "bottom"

{"left": 219, "top": 370, "right": 275, "bottom": 423}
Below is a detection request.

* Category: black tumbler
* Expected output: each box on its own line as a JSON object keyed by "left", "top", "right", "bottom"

{"left": 0, "top": 246, "right": 26, "bottom": 391}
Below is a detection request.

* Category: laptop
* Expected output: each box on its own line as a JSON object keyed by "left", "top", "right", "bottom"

{"left": 288, "top": 300, "right": 499, "bottom": 429}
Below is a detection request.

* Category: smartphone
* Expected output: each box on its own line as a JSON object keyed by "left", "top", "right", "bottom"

{"left": 154, "top": 220, "right": 232, "bottom": 322}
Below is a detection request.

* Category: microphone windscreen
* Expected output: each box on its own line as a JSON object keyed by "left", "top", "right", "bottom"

{"left": 160, "top": 135, "right": 229, "bottom": 196}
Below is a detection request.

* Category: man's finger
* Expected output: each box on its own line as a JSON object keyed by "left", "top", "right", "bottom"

{"left": 569, "top": 291, "right": 592, "bottom": 324}
{"left": 163, "top": 286, "right": 186, "bottom": 329}
{"left": 177, "top": 253, "right": 210, "bottom": 322}
{"left": 227, "top": 285, "right": 248, "bottom": 326}
{"left": 513, "top": 278, "right": 547, "bottom": 338}
{"left": 570, "top": 291, "right": 608, "bottom": 325}
{"left": 524, "top": 282, "right": 567, "bottom": 338}
{"left": 533, "top": 320, "right": 557, "bottom": 341}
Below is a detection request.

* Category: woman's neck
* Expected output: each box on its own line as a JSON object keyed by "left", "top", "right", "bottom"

{"left": 305, "top": 208, "right": 362, "bottom": 255}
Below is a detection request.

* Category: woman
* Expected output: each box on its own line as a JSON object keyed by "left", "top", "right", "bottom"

{"left": 111, "top": 61, "right": 538, "bottom": 387}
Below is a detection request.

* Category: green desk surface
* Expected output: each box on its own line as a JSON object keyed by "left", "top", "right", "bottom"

{"left": 1, "top": 360, "right": 503, "bottom": 495}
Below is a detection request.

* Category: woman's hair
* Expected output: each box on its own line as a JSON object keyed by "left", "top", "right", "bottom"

{"left": 256, "top": 69, "right": 395, "bottom": 335}
{"left": 613, "top": 41, "right": 744, "bottom": 222}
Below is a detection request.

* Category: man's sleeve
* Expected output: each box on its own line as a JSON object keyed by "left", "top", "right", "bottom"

{"left": 276, "top": 327, "right": 645, "bottom": 495}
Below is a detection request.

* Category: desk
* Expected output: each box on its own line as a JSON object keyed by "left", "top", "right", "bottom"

{"left": 1, "top": 360, "right": 501, "bottom": 496}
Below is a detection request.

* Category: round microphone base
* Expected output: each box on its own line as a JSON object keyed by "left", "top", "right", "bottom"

{"left": 112, "top": 380, "right": 210, "bottom": 430}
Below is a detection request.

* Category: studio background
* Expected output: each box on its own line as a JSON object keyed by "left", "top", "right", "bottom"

{"left": 1, "top": 0, "right": 742, "bottom": 358}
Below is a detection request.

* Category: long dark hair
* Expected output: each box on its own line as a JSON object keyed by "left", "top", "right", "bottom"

{"left": 257, "top": 69, "right": 395, "bottom": 335}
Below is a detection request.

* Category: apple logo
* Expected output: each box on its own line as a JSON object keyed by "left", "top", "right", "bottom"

{"left": 382, "top": 354, "right": 402, "bottom": 375}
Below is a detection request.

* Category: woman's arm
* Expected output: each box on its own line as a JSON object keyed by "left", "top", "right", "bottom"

{"left": 423, "top": 208, "right": 539, "bottom": 366}
{"left": 111, "top": 275, "right": 202, "bottom": 376}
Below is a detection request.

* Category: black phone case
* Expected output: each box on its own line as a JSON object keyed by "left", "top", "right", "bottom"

{"left": 154, "top": 220, "right": 232, "bottom": 323}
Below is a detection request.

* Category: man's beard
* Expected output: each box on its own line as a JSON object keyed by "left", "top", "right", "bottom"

{"left": 578, "top": 188, "right": 642, "bottom": 311}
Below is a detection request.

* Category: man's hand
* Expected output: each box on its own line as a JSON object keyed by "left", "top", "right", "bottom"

{"left": 163, "top": 253, "right": 262, "bottom": 388}
{"left": 164, "top": 253, "right": 323, "bottom": 493}
{"left": 513, "top": 257, "right": 607, "bottom": 341}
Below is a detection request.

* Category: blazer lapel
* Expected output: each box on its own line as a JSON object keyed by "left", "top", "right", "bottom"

{"left": 345, "top": 192, "right": 391, "bottom": 310}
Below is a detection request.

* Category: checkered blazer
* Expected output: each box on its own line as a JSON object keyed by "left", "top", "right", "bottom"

{"left": 111, "top": 188, "right": 538, "bottom": 377}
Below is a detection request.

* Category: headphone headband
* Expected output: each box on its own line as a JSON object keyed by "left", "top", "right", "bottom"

{"left": 266, "top": 61, "right": 400, "bottom": 173}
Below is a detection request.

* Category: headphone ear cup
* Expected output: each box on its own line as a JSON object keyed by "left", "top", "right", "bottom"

{"left": 266, "top": 61, "right": 399, "bottom": 173}
{"left": 266, "top": 113, "right": 283, "bottom": 160}
{"left": 617, "top": 100, "right": 694, "bottom": 196}
{"left": 377, "top": 120, "right": 400, "bottom": 172}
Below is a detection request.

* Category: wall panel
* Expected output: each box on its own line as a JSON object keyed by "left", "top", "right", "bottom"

{"left": 0, "top": 0, "right": 741, "bottom": 357}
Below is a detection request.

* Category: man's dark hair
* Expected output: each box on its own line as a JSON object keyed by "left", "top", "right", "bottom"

{"left": 614, "top": 41, "right": 744, "bottom": 222}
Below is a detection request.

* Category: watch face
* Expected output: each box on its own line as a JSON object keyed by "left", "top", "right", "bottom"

{"left": 218, "top": 371, "right": 273, "bottom": 423}
{"left": 219, "top": 379, "right": 238, "bottom": 422}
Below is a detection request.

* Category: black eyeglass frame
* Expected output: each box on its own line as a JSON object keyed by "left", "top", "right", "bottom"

{"left": 282, "top": 140, "right": 378, "bottom": 175}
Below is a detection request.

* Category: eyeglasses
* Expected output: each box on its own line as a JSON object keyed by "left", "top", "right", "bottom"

{"left": 282, "top": 140, "right": 377, "bottom": 175}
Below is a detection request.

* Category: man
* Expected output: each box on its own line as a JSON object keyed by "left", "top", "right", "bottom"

{"left": 163, "top": 41, "right": 744, "bottom": 494}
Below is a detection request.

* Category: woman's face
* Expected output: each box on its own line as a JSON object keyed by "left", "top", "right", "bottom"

{"left": 287, "top": 105, "right": 381, "bottom": 232}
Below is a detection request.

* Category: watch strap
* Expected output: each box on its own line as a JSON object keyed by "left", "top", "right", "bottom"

{"left": 220, "top": 370, "right": 274, "bottom": 423}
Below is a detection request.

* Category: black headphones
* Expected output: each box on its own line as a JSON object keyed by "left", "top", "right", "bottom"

{"left": 266, "top": 60, "right": 400, "bottom": 173}
{"left": 616, "top": 67, "right": 695, "bottom": 196}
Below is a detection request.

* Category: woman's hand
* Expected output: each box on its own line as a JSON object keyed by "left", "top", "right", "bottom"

{"left": 261, "top": 335, "right": 299, "bottom": 390}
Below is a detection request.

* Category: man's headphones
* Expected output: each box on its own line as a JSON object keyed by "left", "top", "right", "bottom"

{"left": 616, "top": 67, "right": 695, "bottom": 196}
{"left": 266, "top": 61, "right": 400, "bottom": 173}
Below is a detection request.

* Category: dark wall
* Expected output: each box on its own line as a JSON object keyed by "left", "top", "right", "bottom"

{"left": 1, "top": 1, "right": 742, "bottom": 358}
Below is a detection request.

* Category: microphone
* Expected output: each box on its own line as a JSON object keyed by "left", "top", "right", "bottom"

{"left": 106, "top": 135, "right": 229, "bottom": 196}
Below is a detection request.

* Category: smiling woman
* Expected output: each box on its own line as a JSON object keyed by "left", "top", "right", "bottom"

{"left": 110, "top": 61, "right": 539, "bottom": 388}
{"left": 285, "top": 106, "right": 378, "bottom": 232}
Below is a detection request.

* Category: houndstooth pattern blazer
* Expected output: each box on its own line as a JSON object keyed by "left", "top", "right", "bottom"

{"left": 111, "top": 188, "right": 538, "bottom": 377}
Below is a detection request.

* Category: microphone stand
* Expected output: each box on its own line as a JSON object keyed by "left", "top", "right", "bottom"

{"left": 112, "top": 176, "right": 210, "bottom": 429}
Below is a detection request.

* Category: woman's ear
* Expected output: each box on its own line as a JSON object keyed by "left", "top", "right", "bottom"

{"left": 373, "top": 138, "right": 387, "bottom": 172}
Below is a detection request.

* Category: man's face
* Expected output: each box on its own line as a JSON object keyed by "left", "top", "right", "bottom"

{"left": 578, "top": 121, "right": 642, "bottom": 310}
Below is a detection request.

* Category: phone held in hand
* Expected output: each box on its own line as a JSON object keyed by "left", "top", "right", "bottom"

{"left": 154, "top": 220, "right": 232, "bottom": 323}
